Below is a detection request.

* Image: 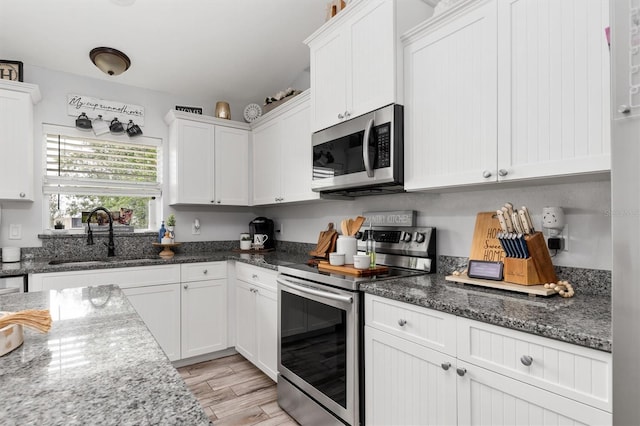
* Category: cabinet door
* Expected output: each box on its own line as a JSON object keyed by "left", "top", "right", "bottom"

{"left": 457, "top": 363, "right": 612, "bottom": 426}
{"left": 171, "top": 119, "right": 214, "bottom": 204}
{"left": 181, "top": 278, "right": 227, "bottom": 358}
{"left": 0, "top": 89, "right": 34, "bottom": 201}
{"left": 122, "top": 283, "right": 181, "bottom": 361}
{"left": 497, "top": 0, "right": 611, "bottom": 181}
{"left": 404, "top": 0, "right": 498, "bottom": 190}
{"left": 235, "top": 279, "right": 257, "bottom": 360}
{"left": 309, "top": 29, "right": 347, "bottom": 132}
{"left": 279, "top": 100, "right": 319, "bottom": 204}
{"left": 348, "top": 0, "right": 395, "bottom": 119}
{"left": 365, "top": 326, "right": 457, "bottom": 426}
{"left": 255, "top": 286, "right": 278, "bottom": 382}
{"left": 214, "top": 126, "right": 249, "bottom": 206}
{"left": 252, "top": 120, "right": 282, "bottom": 205}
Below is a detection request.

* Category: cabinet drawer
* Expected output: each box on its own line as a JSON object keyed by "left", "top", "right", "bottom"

{"left": 29, "top": 265, "right": 180, "bottom": 291}
{"left": 235, "top": 262, "right": 277, "bottom": 290}
{"left": 365, "top": 294, "right": 456, "bottom": 356}
{"left": 457, "top": 317, "right": 612, "bottom": 412}
{"left": 181, "top": 262, "right": 226, "bottom": 282}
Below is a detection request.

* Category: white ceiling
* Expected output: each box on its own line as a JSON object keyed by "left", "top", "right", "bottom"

{"left": 0, "top": 0, "right": 329, "bottom": 107}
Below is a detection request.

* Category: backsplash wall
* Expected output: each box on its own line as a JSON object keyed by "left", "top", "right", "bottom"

{"left": 263, "top": 179, "right": 612, "bottom": 270}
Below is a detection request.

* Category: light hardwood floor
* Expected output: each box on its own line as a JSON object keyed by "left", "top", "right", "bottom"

{"left": 178, "top": 354, "right": 298, "bottom": 426}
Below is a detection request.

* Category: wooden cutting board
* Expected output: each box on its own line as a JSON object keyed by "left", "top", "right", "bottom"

{"left": 309, "top": 223, "right": 338, "bottom": 258}
{"left": 318, "top": 261, "right": 389, "bottom": 276}
{"left": 469, "top": 212, "right": 506, "bottom": 262}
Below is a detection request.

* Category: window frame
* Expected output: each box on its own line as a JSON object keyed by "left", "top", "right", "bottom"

{"left": 41, "top": 124, "right": 163, "bottom": 232}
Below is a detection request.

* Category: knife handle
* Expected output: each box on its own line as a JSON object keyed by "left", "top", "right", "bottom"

{"left": 501, "top": 207, "right": 514, "bottom": 233}
{"left": 518, "top": 209, "right": 532, "bottom": 234}
{"left": 521, "top": 206, "right": 535, "bottom": 233}
{"left": 496, "top": 210, "right": 509, "bottom": 233}
{"left": 504, "top": 202, "right": 515, "bottom": 217}
{"left": 511, "top": 212, "right": 523, "bottom": 234}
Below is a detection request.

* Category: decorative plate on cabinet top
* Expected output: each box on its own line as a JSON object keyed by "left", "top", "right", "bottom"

{"left": 243, "top": 103, "right": 262, "bottom": 122}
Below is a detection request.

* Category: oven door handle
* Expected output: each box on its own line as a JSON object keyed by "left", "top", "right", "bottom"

{"left": 362, "top": 118, "right": 374, "bottom": 178}
{"left": 277, "top": 278, "right": 353, "bottom": 304}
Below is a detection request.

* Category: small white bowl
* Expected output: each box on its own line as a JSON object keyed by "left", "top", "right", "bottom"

{"left": 329, "top": 253, "right": 345, "bottom": 266}
{"left": 0, "top": 312, "right": 24, "bottom": 357}
{"left": 353, "top": 254, "right": 371, "bottom": 269}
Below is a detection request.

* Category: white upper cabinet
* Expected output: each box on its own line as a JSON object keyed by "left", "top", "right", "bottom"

{"left": 496, "top": 0, "right": 611, "bottom": 181}
{"left": 0, "top": 81, "right": 41, "bottom": 201}
{"left": 305, "top": 0, "right": 433, "bottom": 132}
{"left": 404, "top": 0, "right": 498, "bottom": 189}
{"left": 403, "top": 0, "right": 610, "bottom": 191}
{"left": 165, "top": 110, "right": 250, "bottom": 205}
{"left": 251, "top": 90, "right": 319, "bottom": 205}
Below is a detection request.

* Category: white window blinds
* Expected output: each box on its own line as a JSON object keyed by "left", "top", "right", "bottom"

{"left": 43, "top": 125, "right": 161, "bottom": 197}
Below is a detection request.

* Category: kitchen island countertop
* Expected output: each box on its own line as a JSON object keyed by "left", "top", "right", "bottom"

{"left": 360, "top": 274, "right": 611, "bottom": 353}
{"left": 0, "top": 286, "right": 212, "bottom": 425}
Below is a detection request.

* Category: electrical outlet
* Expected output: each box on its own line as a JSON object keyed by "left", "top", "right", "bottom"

{"left": 546, "top": 224, "right": 569, "bottom": 251}
{"left": 9, "top": 224, "right": 21, "bottom": 240}
{"left": 192, "top": 223, "right": 201, "bottom": 235}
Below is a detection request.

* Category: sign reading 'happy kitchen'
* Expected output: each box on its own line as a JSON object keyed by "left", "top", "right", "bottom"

{"left": 67, "top": 94, "right": 145, "bottom": 126}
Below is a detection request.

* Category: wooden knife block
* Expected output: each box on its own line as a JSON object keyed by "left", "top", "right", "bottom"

{"left": 503, "top": 232, "right": 557, "bottom": 285}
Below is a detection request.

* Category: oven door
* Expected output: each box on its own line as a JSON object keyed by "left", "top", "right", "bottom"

{"left": 277, "top": 275, "right": 360, "bottom": 426}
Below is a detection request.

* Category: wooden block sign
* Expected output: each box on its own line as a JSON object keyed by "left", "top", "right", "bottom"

{"left": 469, "top": 212, "right": 505, "bottom": 262}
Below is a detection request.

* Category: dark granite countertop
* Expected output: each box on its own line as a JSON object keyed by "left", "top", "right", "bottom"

{"left": 0, "top": 286, "right": 211, "bottom": 425}
{"left": 0, "top": 250, "right": 310, "bottom": 277}
{"left": 360, "top": 274, "right": 611, "bottom": 353}
{"left": 1, "top": 251, "right": 610, "bottom": 353}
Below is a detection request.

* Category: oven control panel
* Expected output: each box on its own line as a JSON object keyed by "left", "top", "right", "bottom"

{"left": 356, "top": 226, "right": 436, "bottom": 258}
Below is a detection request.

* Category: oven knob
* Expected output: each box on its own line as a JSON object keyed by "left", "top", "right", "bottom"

{"left": 413, "top": 232, "right": 426, "bottom": 244}
{"left": 401, "top": 232, "right": 412, "bottom": 242}
{"left": 355, "top": 231, "right": 363, "bottom": 240}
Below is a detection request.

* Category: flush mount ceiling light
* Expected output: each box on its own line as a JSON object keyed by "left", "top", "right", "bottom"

{"left": 89, "top": 47, "right": 131, "bottom": 76}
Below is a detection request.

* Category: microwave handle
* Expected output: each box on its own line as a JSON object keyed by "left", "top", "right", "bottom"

{"left": 363, "top": 118, "right": 374, "bottom": 177}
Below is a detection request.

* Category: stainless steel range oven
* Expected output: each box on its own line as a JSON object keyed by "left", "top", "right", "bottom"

{"left": 277, "top": 211, "right": 436, "bottom": 426}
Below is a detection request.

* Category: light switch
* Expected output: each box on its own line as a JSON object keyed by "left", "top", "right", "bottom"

{"left": 9, "top": 224, "right": 21, "bottom": 240}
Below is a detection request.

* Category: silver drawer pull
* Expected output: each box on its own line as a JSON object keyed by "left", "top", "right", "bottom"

{"left": 397, "top": 319, "right": 407, "bottom": 327}
{"left": 441, "top": 362, "right": 451, "bottom": 371}
{"left": 456, "top": 367, "right": 467, "bottom": 377}
{"left": 520, "top": 355, "right": 533, "bottom": 366}
{"left": 203, "top": 269, "right": 208, "bottom": 274}
{"left": 183, "top": 284, "right": 189, "bottom": 290}
{"left": 252, "top": 274, "right": 259, "bottom": 279}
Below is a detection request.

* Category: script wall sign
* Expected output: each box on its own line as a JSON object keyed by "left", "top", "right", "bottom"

{"left": 67, "top": 94, "right": 145, "bottom": 126}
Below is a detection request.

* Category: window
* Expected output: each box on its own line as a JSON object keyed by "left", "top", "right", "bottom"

{"left": 43, "top": 124, "right": 161, "bottom": 230}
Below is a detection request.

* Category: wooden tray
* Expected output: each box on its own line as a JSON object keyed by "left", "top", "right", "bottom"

{"left": 318, "top": 261, "right": 389, "bottom": 276}
{"left": 445, "top": 273, "right": 558, "bottom": 297}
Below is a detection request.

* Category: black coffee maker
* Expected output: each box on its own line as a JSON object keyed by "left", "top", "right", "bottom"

{"left": 249, "top": 217, "right": 275, "bottom": 250}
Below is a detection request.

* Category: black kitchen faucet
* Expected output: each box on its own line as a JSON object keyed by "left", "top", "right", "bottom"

{"left": 86, "top": 207, "right": 115, "bottom": 257}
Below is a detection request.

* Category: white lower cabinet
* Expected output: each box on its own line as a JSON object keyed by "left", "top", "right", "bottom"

{"left": 235, "top": 263, "right": 278, "bottom": 381}
{"left": 122, "top": 283, "right": 181, "bottom": 361}
{"left": 365, "top": 325, "right": 457, "bottom": 426}
{"left": 30, "top": 262, "right": 228, "bottom": 362}
{"left": 364, "top": 294, "right": 612, "bottom": 426}
{"left": 180, "top": 262, "right": 228, "bottom": 358}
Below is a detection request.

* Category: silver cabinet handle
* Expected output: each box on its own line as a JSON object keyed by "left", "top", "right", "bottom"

{"left": 183, "top": 284, "right": 189, "bottom": 290}
{"left": 217, "top": 200, "right": 221, "bottom": 204}
{"left": 618, "top": 105, "right": 631, "bottom": 114}
{"left": 203, "top": 269, "right": 208, "bottom": 275}
{"left": 456, "top": 367, "right": 467, "bottom": 377}
{"left": 252, "top": 274, "right": 258, "bottom": 279}
{"left": 520, "top": 355, "right": 533, "bottom": 366}
{"left": 344, "top": 110, "right": 351, "bottom": 119}
{"left": 397, "top": 319, "right": 407, "bottom": 327}
{"left": 211, "top": 200, "right": 215, "bottom": 203}
{"left": 19, "top": 192, "right": 25, "bottom": 198}
{"left": 498, "top": 169, "right": 509, "bottom": 177}
{"left": 482, "top": 170, "right": 492, "bottom": 178}
{"left": 441, "top": 362, "right": 451, "bottom": 371}
{"left": 338, "top": 113, "right": 344, "bottom": 119}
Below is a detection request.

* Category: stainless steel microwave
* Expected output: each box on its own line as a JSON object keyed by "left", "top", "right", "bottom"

{"left": 311, "top": 104, "right": 404, "bottom": 196}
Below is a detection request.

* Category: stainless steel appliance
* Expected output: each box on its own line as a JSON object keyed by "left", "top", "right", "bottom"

{"left": 277, "top": 211, "right": 435, "bottom": 425}
{"left": 311, "top": 104, "right": 404, "bottom": 196}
